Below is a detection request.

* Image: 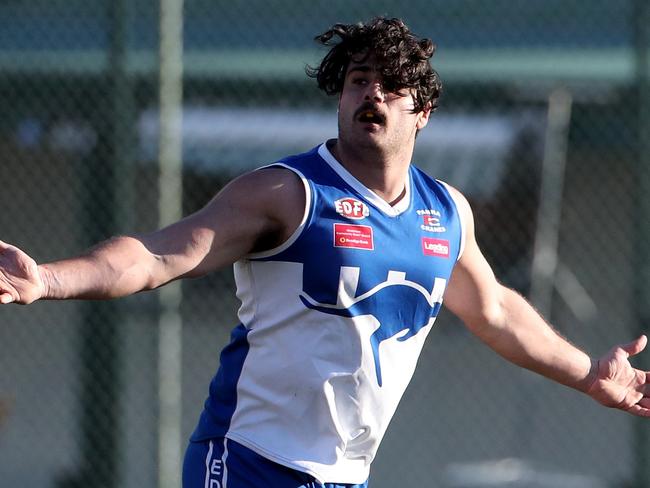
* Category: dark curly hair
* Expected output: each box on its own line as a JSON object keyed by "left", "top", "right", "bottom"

{"left": 306, "top": 17, "right": 442, "bottom": 113}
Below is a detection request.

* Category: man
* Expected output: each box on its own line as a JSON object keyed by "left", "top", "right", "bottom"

{"left": 1, "top": 17, "right": 648, "bottom": 488}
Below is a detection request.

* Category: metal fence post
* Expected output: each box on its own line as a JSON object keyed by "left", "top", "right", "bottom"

{"left": 157, "top": 1, "right": 184, "bottom": 487}
{"left": 56, "top": 1, "right": 134, "bottom": 486}
{"left": 633, "top": 1, "right": 650, "bottom": 486}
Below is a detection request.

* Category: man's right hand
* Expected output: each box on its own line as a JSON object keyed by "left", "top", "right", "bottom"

{"left": 0, "top": 240, "right": 45, "bottom": 304}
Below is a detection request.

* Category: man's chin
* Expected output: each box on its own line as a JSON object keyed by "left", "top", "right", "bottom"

{"left": 338, "top": 127, "right": 387, "bottom": 152}
{"left": 352, "top": 126, "right": 386, "bottom": 143}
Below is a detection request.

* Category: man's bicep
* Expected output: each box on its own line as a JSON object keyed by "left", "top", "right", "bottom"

{"left": 444, "top": 239, "right": 503, "bottom": 327}
{"left": 442, "top": 187, "right": 504, "bottom": 329}
{"left": 143, "top": 167, "right": 305, "bottom": 281}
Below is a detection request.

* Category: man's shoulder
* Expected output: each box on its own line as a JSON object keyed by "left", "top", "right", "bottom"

{"left": 261, "top": 143, "right": 340, "bottom": 184}
{"left": 274, "top": 144, "right": 323, "bottom": 168}
{"left": 410, "top": 165, "right": 450, "bottom": 193}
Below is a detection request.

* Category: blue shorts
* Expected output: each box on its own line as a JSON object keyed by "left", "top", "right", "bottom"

{"left": 183, "top": 437, "right": 369, "bottom": 488}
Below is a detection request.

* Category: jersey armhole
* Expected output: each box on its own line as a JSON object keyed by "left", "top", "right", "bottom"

{"left": 244, "top": 163, "right": 312, "bottom": 260}
{"left": 437, "top": 180, "right": 467, "bottom": 261}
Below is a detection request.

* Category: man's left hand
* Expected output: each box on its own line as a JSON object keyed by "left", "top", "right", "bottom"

{"left": 587, "top": 335, "right": 650, "bottom": 417}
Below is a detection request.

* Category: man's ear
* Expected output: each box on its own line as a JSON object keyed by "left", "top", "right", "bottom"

{"left": 416, "top": 103, "right": 432, "bottom": 130}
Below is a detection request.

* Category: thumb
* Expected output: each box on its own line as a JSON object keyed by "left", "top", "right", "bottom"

{"left": 620, "top": 334, "right": 648, "bottom": 358}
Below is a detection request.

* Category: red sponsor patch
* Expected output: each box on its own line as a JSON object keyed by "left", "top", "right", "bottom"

{"left": 423, "top": 215, "right": 440, "bottom": 226}
{"left": 334, "top": 223, "right": 374, "bottom": 250}
{"left": 334, "top": 198, "right": 370, "bottom": 220}
{"left": 422, "top": 237, "right": 450, "bottom": 258}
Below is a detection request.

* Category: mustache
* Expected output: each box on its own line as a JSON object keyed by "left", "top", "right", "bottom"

{"left": 353, "top": 102, "right": 386, "bottom": 122}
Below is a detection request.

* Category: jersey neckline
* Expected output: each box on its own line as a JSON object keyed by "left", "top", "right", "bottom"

{"left": 317, "top": 142, "right": 411, "bottom": 217}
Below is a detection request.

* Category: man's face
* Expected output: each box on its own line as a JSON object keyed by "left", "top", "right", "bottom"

{"left": 337, "top": 58, "right": 430, "bottom": 155}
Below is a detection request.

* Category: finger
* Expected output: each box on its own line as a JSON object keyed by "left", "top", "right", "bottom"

{"left": 620, "top": 335, "right": 648, "bottom": 357}
{"left": 626, "top": 404, "right": 650, "bottom": 418}
{"left": 0, "top": 292, "right": 15, "bottom": 304}
{"left": 639, "top": 397, "right": 650, "bottom": 409}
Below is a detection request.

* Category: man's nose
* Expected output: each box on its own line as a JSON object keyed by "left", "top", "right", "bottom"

{"left": 364, "top": 82, "right": 385, "bottom": 103}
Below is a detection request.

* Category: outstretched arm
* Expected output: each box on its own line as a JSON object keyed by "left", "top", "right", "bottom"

{"left": 443, "top": 186, "right": 650, "bottom": 417}
{"left": 0, "top": 167, "right": 305, "bottom": 304}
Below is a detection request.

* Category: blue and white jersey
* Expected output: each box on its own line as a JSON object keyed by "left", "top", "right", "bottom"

{"left": 191, "top": 142, "right": 466, "bottom": 484}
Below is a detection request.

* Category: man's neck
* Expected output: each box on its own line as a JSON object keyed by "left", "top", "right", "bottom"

{"left": 327, "top": 139, "right": 412, "bottom": 205}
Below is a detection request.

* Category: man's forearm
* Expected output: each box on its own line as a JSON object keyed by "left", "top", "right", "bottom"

{"left": 38, "top": 235, "right": 160, "bottom": 300}
{"left": 472, "top": 286, "right": 596, "bottom": 393}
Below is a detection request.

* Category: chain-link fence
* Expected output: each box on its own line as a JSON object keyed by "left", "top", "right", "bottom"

{"left": 1, "top": 1, "right": 649, "bottom": 487}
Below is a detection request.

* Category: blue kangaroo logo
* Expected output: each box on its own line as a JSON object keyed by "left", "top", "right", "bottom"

{"left": 300, "top": 267, "right": 446, "bottom": 386}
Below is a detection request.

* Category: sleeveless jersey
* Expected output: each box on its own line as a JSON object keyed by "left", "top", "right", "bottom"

{"left": 190, "top": 142, "right": 466, "bottom": 484}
